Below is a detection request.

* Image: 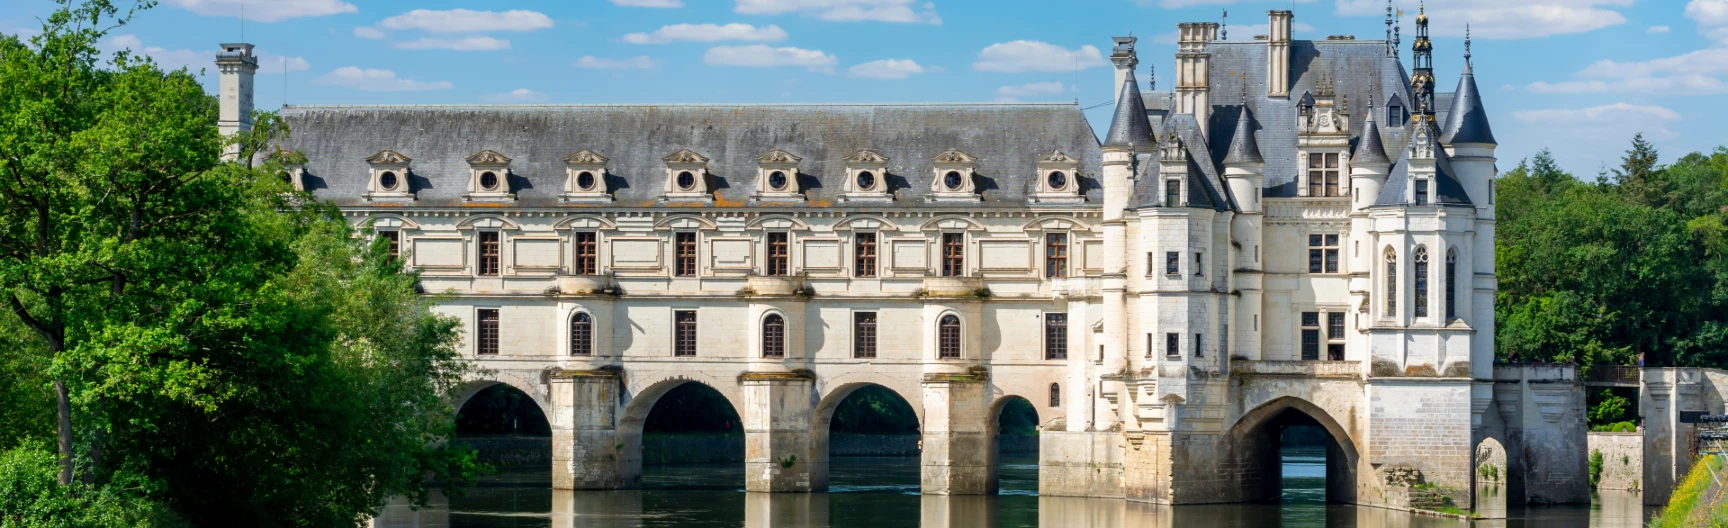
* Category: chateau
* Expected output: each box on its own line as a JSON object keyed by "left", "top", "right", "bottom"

{"left": 213, "top": 7, "right": 1672, "bottom": 512}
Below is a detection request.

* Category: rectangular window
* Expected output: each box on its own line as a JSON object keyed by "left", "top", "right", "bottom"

{"left": 477, "top": 309, "right": 499, "bottom": 356}
{"left": 1194, "top": 333, "right": 1204, "bottom": 358}
{"left": 767, "top": 232, "right": 790, "bottom": 276}
{"left": 1308, "top": 234, "right": 1340, "bottom": 274}
{"left": 675, "top": 232, "right": 697, "bottom": 277}
{"left": 1166, "top": 252, "right": 1180, "bottom": 275}
{"left": 1308, "top": 153, "right": 1342, "bottom": 197}
{"left": 1045, "top": 313, "right": 1068, "bottom": 360}
{"left": 1194, "top": 252, "right": 1204, "bottom": 276}
{"left": 1300, "top": 311, "right": 1320, "bottom": 361}
{"left": 574, "top": 231, "right": 598, "bottom": 275}
{"left": 855, "top": 233, "right": 877, "bottom": 278}
{"left": 1327, "top": 312, "right": 1346, "bottom": 361}
{"left": 1145, "top": 334, "right": 1153, "bottom": 358}
{"left": 478, "top": 232, "right": 500, "bottom": 276}
{"left": 1165, "top": 179, "right": 1181, "bottom": 206}
{"left": 380, "top": 230, "right": 400, "bottom": 260}
{"left": 1165, "top": 333, "right": 1180, "bottom": 358}
{"left": 1414, "top": 179, "right": 1429, "bottom": 205}
{"left": 1045, "top": 233, "right": 1069, "bottom": 278}
{"left": 941, "top": 233, "right": 964, "bottom": 277}
{"left": 674, "top": 310, "right": 697, "bottom": 357}
{"left": 854, "top": 312, "right": 877, "bottom": 359}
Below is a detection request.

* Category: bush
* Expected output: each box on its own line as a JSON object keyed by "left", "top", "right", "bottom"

{"left": 0, "top": 445, "right": 183, "bottom": 528}
{"left": 1588, "top": 450, "right": 1605, "bottom": 488}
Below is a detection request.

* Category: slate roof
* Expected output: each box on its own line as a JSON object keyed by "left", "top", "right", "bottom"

{"left": 1129, "top": 114, "right": 1232, "bottom": 211}
{"left": 1222, "top": 104, "right": 1263, "bottom": 165}
{"left": 1373, "top": 119, "right": 1473, "bottom": 207}
{"left": 275, "top": 104, "right": 1103, "bottom": 209}
{"left": 1105, "top": 70, "right": 1158, "bottom": 149}
{"left": 1440, "top": 65, "right": 1495, "bottom": 145}
{"left": 1352, "top": 106, "right": 1391, "bottom": 165}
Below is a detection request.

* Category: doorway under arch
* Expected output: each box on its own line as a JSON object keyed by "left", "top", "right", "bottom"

{"left": 1219, "top": 397, "right": 1361, "bottom": 505}
{"left": 453, "top": 382, "right": 554, "bottom": 483}
{"left": 989, "top": 395, "right": 1040, "bottom": 496}
{"left": 813, "top": 383, "right": 923, "bottom": 493}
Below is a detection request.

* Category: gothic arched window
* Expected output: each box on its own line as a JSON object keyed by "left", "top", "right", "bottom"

{"left": 1050, "top": 383, "right": 1061, "bottom": 408}
{"left": 762, "top": 314, "right": 785, "bottom": 358}
{"left": 938, "top": 314, "right": 961, "bottom": 359}
{"left": 570, "top": 312, "right": 593, "bottom": 356}
{"left": 1446, "top": 247, "right": 1459, "bottom": 320}
{"left": 1384, "top": 247, "right": 1397, "bottom": 318}
{"left": 1413, "top": 246, "right": 1430, "bottom": 318}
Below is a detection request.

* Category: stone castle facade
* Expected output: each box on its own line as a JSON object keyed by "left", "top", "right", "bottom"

{"left": 215, "top": 7, "right": 1587, "bottom": 512}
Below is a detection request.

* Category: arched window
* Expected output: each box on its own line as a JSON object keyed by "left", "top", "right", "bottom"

{"left": 1446, "top": 247, "right": 1459, "bottom": 320}
{"left": 938, "top": 314, "right": 961, "bottom": 359}
{"left": 1384, "top": 247, "right": 1397, "bottom": 317}
{"left": 570, "top": 312, "right": 593, "bottom": 356}
{"left": 1049, "top": 383, "right": 1061, "bottom": 408}
{"left": 762, "top": 314, "right": 785, "bottom": 358}
{"left": 1413, "top": 246, "right": 1430, "bottom": 318}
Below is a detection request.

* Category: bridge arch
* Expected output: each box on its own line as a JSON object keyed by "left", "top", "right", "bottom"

{"left": 453, "top": 374, "right": 550, "bottom": 419}
{"left": 986, "top": 394, "right": 1042, "bottom": 495}
{"left": 1219, "top": 396, "right": 1362, "bottom": 504}
{"left": 811, "top": 379, "right": 924, "bottom": 491}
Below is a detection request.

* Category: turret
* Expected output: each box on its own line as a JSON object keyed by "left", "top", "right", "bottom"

{"left": 1221, "top": 103, "right": 1263, "bottom": 212}
{"left": 1350, "top": 101, "right": 1391, "bottom": 211}
{"left": 216, "top": 43, "right": 258, "bottom": 161}
{"left": 1222, "top": 103, "right": 1265, "bottom": 361}
{"left": 1099, "top": 64, "right": 1154, "bottom": 430}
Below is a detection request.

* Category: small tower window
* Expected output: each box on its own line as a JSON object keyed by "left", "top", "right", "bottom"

{"left": 938, "top": 314, "right": 962, "bottom": 359}
{"left": 570, "top": 312, "right": 593, "bottom": 356}
{"left": 1414, "top": 246, "right": 1430, "bottom": 318}
{"left": 1165, "top": 179, "right": 1181, "bottom": 206}
{"left": 1414, "top": 179, "right": 1430, "bottom": 205}
{"left": 1166, "top": 333, "right": 1180, "bottom": 358}
{"left": 1044, "top": 313, "right": 1068, "bottom": 360}
{"left": 1446, "top": 247, "right": 1459, "bottom": 320}
{"left": 1384, "top": 247, "right": 1398, "bottom": 317}
{"left": 762, "top": 314, "right": 785, "bottom": 358}
{"left": 1049, "top": 383, "right": 1061, "bottom": 408}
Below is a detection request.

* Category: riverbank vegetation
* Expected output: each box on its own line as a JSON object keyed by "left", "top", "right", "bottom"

{"left": 1648, "top": 455, "right": 1727, "bottom": 528}
{"left": 0, "top": 1, "right": 481, "bottom": 526}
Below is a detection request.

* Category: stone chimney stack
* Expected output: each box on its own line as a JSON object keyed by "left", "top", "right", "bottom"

{"left": 216, "top": 42, "right": 258, "bottom": 160}
{"left": 1175, "top": 22, "right": 1217, "bottom": 137}
{"left": 1110, "top": 36, "right": 1139, "bottom": 109}
{"left": 1266, "top": 10, "right": 1292, "bottom": 98}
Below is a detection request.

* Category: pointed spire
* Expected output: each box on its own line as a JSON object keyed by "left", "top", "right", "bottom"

{"left": 1464, "top": 24, "right": 1473, "bottom": 72}
{"left": 1104, "top": 69, "right": 1156, "bottom": 149}
{"left": 1354, "top": 97, "right": 1391, "bottom": 165}
{"left": 1223, "top": 98, "right": 1263, "bottom": 166}
{"left": 1441, "top": 37, "right": 1496, "bottom": 145}
{"left": 1386, "top": 0, "right": 1395, "bottom": 57}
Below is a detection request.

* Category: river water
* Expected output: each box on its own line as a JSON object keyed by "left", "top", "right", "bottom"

{"left": 374, "top": 446, "right": 1655, "bottom": 527}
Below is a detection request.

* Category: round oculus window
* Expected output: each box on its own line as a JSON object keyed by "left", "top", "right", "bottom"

{"left": 379, "top": 171, "right": 399, "bottom": 191}
{"left": 576, "top": 171, "right": 596, "bottom": 191}
{"left": 479, "top": 171, "right": 499, "bottom": 190}
{"left": 943, "top": 171, "right": 964, "bottom": 191}
{"left": 857, "top": 171, "right": 876, "bottom": 190}
{"left": 1047, "top": 171, "right": 1067, "bottom": 190}
{"left": 676, "top": 171, "right": 696, "bottom": 191}
{"left": 768, "top": 171, "right": 788, "bottom": 191}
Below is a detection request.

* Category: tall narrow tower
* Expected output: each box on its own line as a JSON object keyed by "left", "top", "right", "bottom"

{"left": 1409, "top": 6, "right": 1434, "bottom": 117}
{"left": 216, "top": 43, "right": 258, "bottom": 160}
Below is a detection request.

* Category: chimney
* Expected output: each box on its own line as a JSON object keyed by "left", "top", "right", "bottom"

{"left": 1267, "top": 10, "right": 1292, "bottom": 98}
{"left": 216, "top": 43, "right": 258, "bottom": 160}
{"left": 1110, "top": 36, "right": 1139, "bottom": 109}
{"left": 1175, "top": 23, "right": 1217, "bottom": 137}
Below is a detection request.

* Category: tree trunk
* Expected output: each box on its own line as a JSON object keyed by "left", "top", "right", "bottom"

{"left": 55, "top": 378, "right": 72, "bottom": 485}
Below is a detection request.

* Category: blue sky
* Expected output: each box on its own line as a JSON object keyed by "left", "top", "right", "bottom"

{"left": 1, "top": 0, "right": 1724, "bottom": 174}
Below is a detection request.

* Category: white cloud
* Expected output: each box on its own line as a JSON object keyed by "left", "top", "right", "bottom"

{"left": 353, "top": 27, "right": 385, "bottom": 39}
{"left": 573, "top": 55, "right": 660, "bottom": 69}
{"left": 1512, "top": 102, "right": 1678, "bottom": 125}
{"left": 1528, "top": 47, "right": 1728, "bottom": 95}
{"left": 103, "top": 35, "right": 306, "bottom": 75}
{"left": 734, "top": 0, "right": 941, "bottom": 24}
{"left": 705, "top": 45, "right": 838, "bottom": 72}
{"left": 1336, "top": 0, "right": 1629, "bottom": 39}
{"left": 1688, "top": 0, "right": 1728, "bottom": 41}
{"left": 394, "top": 36, "right": 511, "bottom": 51}
{"left": 1649, "top": 25, "right": 1672, "bottom": 33}
{"left": 623, "top": 23, "right": 787, "bottom": 44}
{"left": 1526, "top": 75, "right": 1728, "bottom": 95}
{"left": 313, "top": 67, "right": 453, "bottom": 91}
{"left": 1143, "top": 0, "right": 1316, "bottom": 7}
{"left": 846, "top": 59, "right": 926, "bottom": 79}
{"left": 481, "top": 88, "right": 549, "bottom": 103}
{"left": 972, "top": 41, "right": 1105, "bottom": 73}
{"left": 379, "top": 9, "right": 554, "bottom": 33}
{"left": 995, "top": 81, "right": 1066, "bottom": 101}
{"left": 162, "top": 0, "right": 356, "bottom": 22}
{"left": 612, "top": 0, "right": 684, "bottom": 6}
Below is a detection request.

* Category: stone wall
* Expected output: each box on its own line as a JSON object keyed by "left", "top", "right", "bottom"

{"left": 1588, "top": 432, "right": 1642, "bottom": 491}
{"left": 1039, "top": 431, "right": 1125, "bottom": 498}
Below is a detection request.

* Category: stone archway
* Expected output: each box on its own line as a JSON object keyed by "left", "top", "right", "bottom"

{"left": 451, "top": 379, "right": 556, "bottom": 482}
{"left": 811, "top": 381, "right": 924, "bottom": 492}
{"left": 1217, "top": 396, "right": 1362, "bottom": 504}
{"left": 616, "top": 377, "right": 746, "bottom": 487}
{"left": 1473, "top": 436, "right": 1511, "bottom": 517}
{"left": 985, "top": 395, "right": 1040, "bottom": 495}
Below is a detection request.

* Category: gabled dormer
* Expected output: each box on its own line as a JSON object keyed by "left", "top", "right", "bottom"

{"left": 1297, "top": 77, "right": 1352, "bottom": 198}
{"left": 1158, "top": 136, "right": 1189, "bottom": 207}
{"left": 660, "top": 148, "right": 714, "bottom": 204}
{"left": 264, "top": 149, "right": 307, "bottom": 191}
{"left": 464, "top": 149, "right": 515, "bottom": 203}
{"left": 364, "top": 149, "right": 414, "bottom": 203}
{"left": 927, "top": 147, "right": 979, "bottom": 203}
{"left": 838, "top": 149, "right": 892, "bottom": 203}
{"left": 1029, "top": 149, "right": 1084, "bottom": 205}
{"left": 561, "top": 149, "right": 612, "bottom": 204}
{"left": 752, "top": 148, "right": 804, "bottom": 203}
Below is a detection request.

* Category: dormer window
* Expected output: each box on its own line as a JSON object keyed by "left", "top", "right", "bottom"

{"left": 661, "top": 148, "right": 714, "bottom": 204}
{"left": 1386, "top": 94, "right": 1407, "bottom": 128}
{"left": 1030, "top": 149, "right": 1083, "bottom": 205}
{"left": 364, "top": 149, "right": 414, "bottom": 203}
{"left": 927, "top": 147, "right": 979, "bottom": 203}
{"left": 1414, "top": 178, "right": 1429, "bottom": 205}
{"left": 839, "top": 149, "right": 892, "bottom": 203}
{"left": 561, "top": 149, "right": 612, "bottom": 204}
{"left": 464, "top": 149, "right": 514, "bottom": 203}
{"left": 752, "top": 148, "right": 804, "bottom": 203}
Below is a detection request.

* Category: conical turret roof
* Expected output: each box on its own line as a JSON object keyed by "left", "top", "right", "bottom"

{"left": 1222, "top": 106, "right": 1262, "bottom": 165}
{"left": 1441, "top": 64, "right": 1495, "bottom": 145}
{"left": 1353, "top": 105, "right": 1391, "bottom": 165}
{"left": 1104, "top": 70, "right": 1156, "bottom": 149}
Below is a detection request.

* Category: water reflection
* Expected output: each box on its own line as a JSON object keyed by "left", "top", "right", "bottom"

{"left": 373, "top": 447, "right": 1647, "bottom": 528}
